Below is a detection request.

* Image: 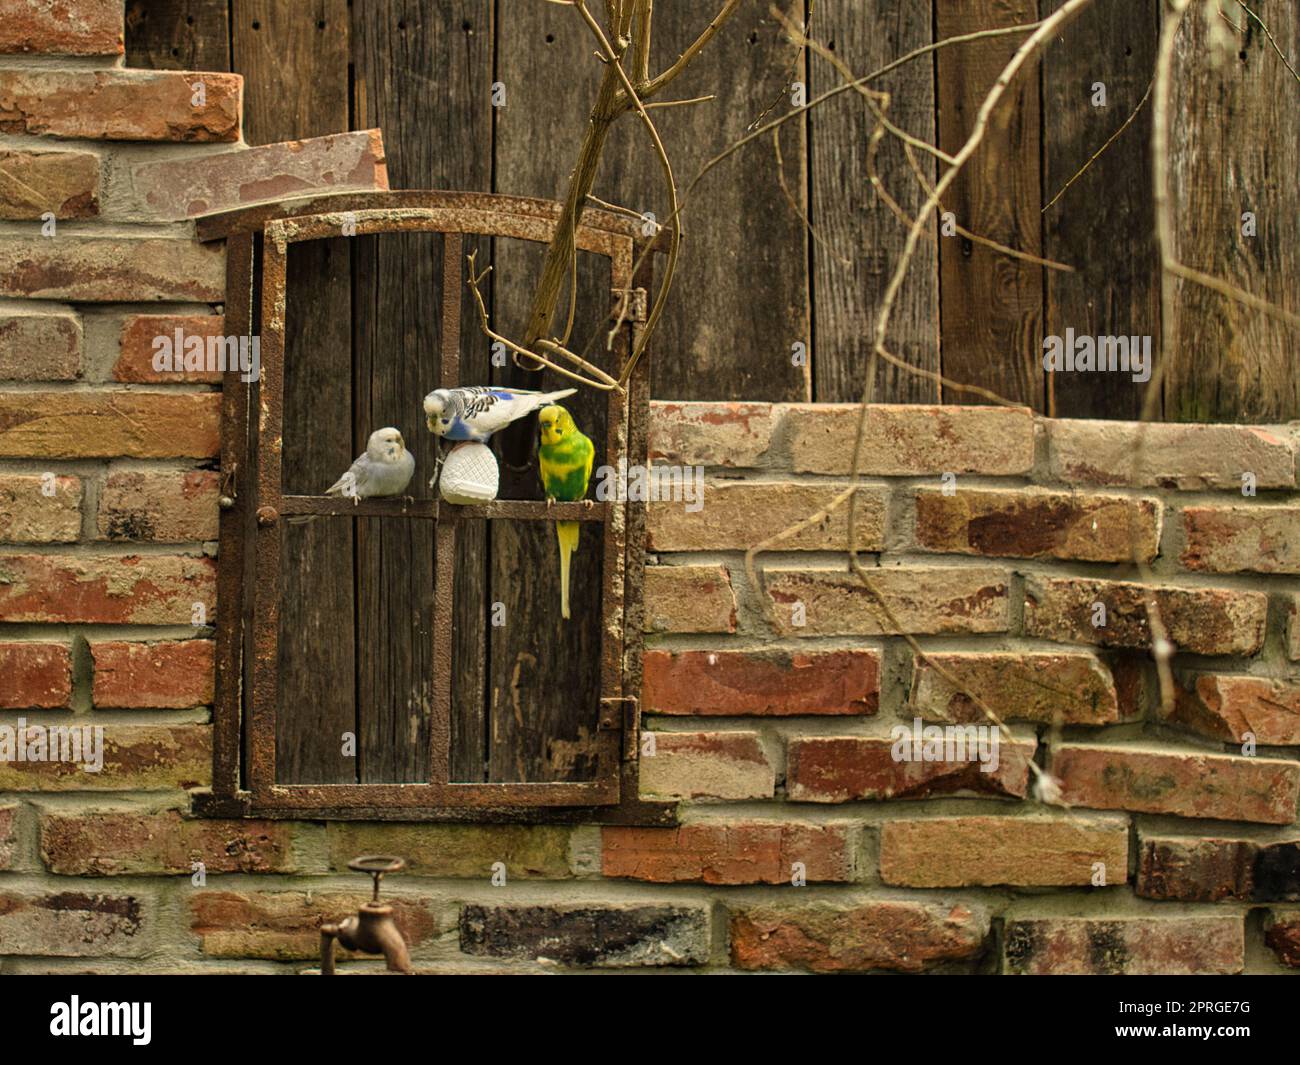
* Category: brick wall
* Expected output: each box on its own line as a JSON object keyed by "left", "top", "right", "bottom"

{"left": 1, "top": 5, "right": 1298, "bottom": 976}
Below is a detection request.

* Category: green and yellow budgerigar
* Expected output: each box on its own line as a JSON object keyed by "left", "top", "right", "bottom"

{"left": 537, "top": 404, "right": 594, "bottom": 620}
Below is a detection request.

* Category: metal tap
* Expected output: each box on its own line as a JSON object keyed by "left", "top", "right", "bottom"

{"left": 320, "top": 856, "right": 413, "bottom": 975}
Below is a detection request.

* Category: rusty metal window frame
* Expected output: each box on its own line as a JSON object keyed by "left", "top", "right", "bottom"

{"left": 192, "top": 191, "right": 673, "bottom": 825}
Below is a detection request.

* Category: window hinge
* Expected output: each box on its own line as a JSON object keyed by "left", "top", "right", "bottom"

{"left": 612, "top": 287, "right": 648, "bottom": 323}
{"left": 599, "top": 695, "right": 640, "bottom": 762}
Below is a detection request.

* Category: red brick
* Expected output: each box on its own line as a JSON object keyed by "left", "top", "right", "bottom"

{"left": 1047, "top": 418, "right": 1295, "bottom": 489}
{"left": 1136, "top": 832, "right": 1300, "bottom": 902}
{"left": 97, "top": 468, "right": 219, "bottom": 542}
{"left": 1164, "top": 674, "right": 1300, "bottom": 746}
{"left": 40, "top": 810, "right": 293, "bottom": 875}
{"left": 0, "top": 473, "right": 81, "bottom": 542}
{"left": 191, "top": 890, "right": 439, "bottom": 960}
{"left": 642, "top": 649, "right": 879, "bottom": 716}
{"left": 1265, "top": 911, "right": 1300, "bottom": 968}
{"left": 0, "top": 641, "right": 71, "bottom": 708}
{"left": 1023, "top": 576, "right": 1267, "bottom": 656}
{"left": 1181, "top": 504, "right": 1300, "bottom": 574}
{"left": 786, "top": 404, "right": 1034, "bottom": 475}
{"left": 0, "top": 804, "right": 16, "bottom": 870}
{"left": 0, "top": 554, "right": 215, "bottom": 624}
{"left": 880, "top": 815, "right": 1129, "bottom": 887}
{"left": 0, "top": 724, "right": 210, "bottom": 791}
{"left": 1053, "top": 744, "right": 1300, "bottom": 824}
{"left": 0, "top": 309, "right": 81, "bottom": 380}
{"left": 786, "top": 734, "right": 1035, "bottom": 803}
{"left": 648, "top": 481, "right": 885, "bottom": 552}
{"left": 910, "top": 651, "right": 1118, "bottom": 726}
{"left": 128, "top": 129, "right": 389, "bottom": 220}
{"left": 0, "top": 148, "right": 99, "bottom": 219}
{"left": 90, "top": 640, "right": 214, "bottom": 709}
{"left": 0, "top": 393, "right": 219, "bottom": 459}
{"left": 603, "top": 821, "right": 855, "bottom": 884}
{"left": 0, "top": 70, "right": 240, "bottom": 141}
{"left": 649, "top": 401, "right": 777, "bottom": 468}
{"left": 0, "top": 237, "right": 225, "bottom": 302}
{"left": 0, "top": 891, "right": 149, "bottom": 957}
{"left": 730, "top": 900, "right": 988, "bottom": 973}
{"left": 643, "top": 564, "right": 736, "bottom": 633}
{"left": 0, "top": 0, "right": 123, "bottom": 55}
{"left": 764, "top": 565, "right": 1009, "bottom": 637}
{"left": 914, "top": 486, "right": 1160, "bottom": 562}
{"left": 1004, "top": 916, "right": 1243, "bottom": 975}
{"left": 115, "top": 314, "right": 225, "bottom": 383}
{"left": 639, "top": 731, "right": 774, "bottom": 800}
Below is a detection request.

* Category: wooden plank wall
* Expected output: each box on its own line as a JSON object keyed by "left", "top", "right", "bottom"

{"left": 126, "top": 0, "right": 1299, "bottom": 784}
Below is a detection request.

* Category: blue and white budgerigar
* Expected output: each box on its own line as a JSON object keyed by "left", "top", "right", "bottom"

{"left": 325, "top": 427, "right": 415, "bottom": 504}
{"left": 423, "top": 386, "right": 577, "bottom": 443}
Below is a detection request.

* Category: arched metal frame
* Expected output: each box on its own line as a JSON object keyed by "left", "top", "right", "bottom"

{"left": 193, "top": 190, "right": 673, "bottom": 825}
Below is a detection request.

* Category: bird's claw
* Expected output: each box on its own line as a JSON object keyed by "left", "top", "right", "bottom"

{"left": 581, "top": 498, "right": 595, "bottom": 509}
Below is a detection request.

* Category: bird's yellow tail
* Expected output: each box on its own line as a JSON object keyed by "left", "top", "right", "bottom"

{"left": 556, "top": 520, "right": 579, "bottom": 620}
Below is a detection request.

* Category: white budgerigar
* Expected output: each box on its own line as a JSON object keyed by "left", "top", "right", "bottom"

{"left": 423, "top": 386, "right": 577, "bottom": 443}
{"left": 326, "top": 427, "right": 415, "bottom": 504}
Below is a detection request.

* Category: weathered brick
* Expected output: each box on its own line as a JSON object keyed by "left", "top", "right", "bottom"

{"left": 0, "top": 803, "right": 16, "bottom": 870}
{"left": 643, "top": 564, "right": 736, "bottom": 633}
{"left": 0, "top": 553, "right": 215, "bottom": 624}
{"left": 0, "top": 70, "right": 241, "bottom": 141}
{"left": 128, "top": 129, "right": 388, "bottom": 220}
{"left": 910, "top": 651, "right": 1118, "bottom": 726}
{"left": 603, "top": 821, "right": 854, "bottom": 884}
{"left": 0, "top": 393, "right": 219, "bottom": 459}
{"left": 649, "top": 401, "right": 776, "bottom": 468}
{"left": 914, "top": 486, "right": 1160, "bottom": 562}
{"left": 648, "top": 482, "right": 885, "bottom": 552}
{"left": 0, "top": 474, "right": 81, "bottom": 542}
{"left": 0, "top": 724, "right": 210, "bottom": 791}
{"left": 1047, "top": 418, "right": 1295, "bottom": 489}
{"left": 786, "top": 404, "right": 1034, "bottom": 476}
{"left": 192, "top": 891, "right": 439, "bottom": 961}
{"left": 1136, "top": 832, "right": 1300, "bottom": 902}
{"left": 1181, "top": 504, "right": 1300, "bottom": 574}
{"left": 786, "top": 734, "right": 1035, "bottom": 803}
{"left": 1164, "top": 674, "right": 1300, "bottom": 746}
{"left": 1004, "top": 916, "right": 1243, "bottom": 975}
{"left": 0, "top": 891, "right": 148, "bottom": 957}
{"left": 0, "top": 309, "right": 81, "bottom": 380}
{"left": 97, "top": 468, "right": 219, "bottom": 542}
{"left": 0, "top": 641, "right": 71, "bottom": 708}
{"left": 90, "top": 640, "right": 214, "bottom": 709}
{"left": 1023, "top": 576, "right": 1267, "bottom": 656}
{"left": 326, "top": 823, "right": 575, "bottom": 878}
{"left": 1265, "top": 910, "right": 1300, "bottom": 968}
{"left": 642, "top": 649, "right": 879, "bottom": 716}
{"left": 880, "top": 815, "right": 1129, "bottom": 887}
{"left": 0, "top": 0, "right": 123, "bottom": 55}
{"left": 0, "top": 148, "right": 99, "bottom": 219}
{"left": 1291, "top": 596, "right": 1300, "bottom": 662}
{"left": 764, "top": 566, "right": 1009, "bottom": 637}
{"left": 461, "top": 903, "right": 710, "bottom": 967}
{"left": 1053, "top": 744, "right": 1300, "bottom": 824}
{"left": 115, "top": 314, "right": 225, "bottom": 383}
{"left": 731, "top": 900, "right": 988, "bottom": 973}
{"left": 0, "top": 237, "right": 224, "bottom": 302}
{"left": 41, "top": 810, "right": 294, "bottom": 875}
{"left": 639, "top": 731, "right": 774, "bottom": 800}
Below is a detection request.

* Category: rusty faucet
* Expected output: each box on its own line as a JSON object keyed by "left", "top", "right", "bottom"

{"left": 320, "top": 856, "right": 413, "bottom": 975}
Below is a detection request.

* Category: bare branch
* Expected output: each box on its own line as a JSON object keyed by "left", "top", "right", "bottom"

{"left": 638, "top": 0, "right": 742, "bottom": 99}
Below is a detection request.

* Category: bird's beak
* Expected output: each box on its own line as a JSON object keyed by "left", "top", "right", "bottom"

{"left": 426, "top": 416, "right": 435, "bottom": 432}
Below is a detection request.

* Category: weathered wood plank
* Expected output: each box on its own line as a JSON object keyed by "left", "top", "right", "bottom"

{"left": 125, "top": 0, "right": 231, "bottom": 71}
{"left": 1165, "top": 3, "right": 1300, "bottom": 422}
{"left": 810, "top": 0, "right": 938, "bottom": 402}
{"left": 233, "top": 0, "right": 356, "bottom": 784}
{"left": 936, "top": 0, "right": 1044, "bottom": 409}
{"left": 1041, "top": 0, "right": 1159, "bottom": 420}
